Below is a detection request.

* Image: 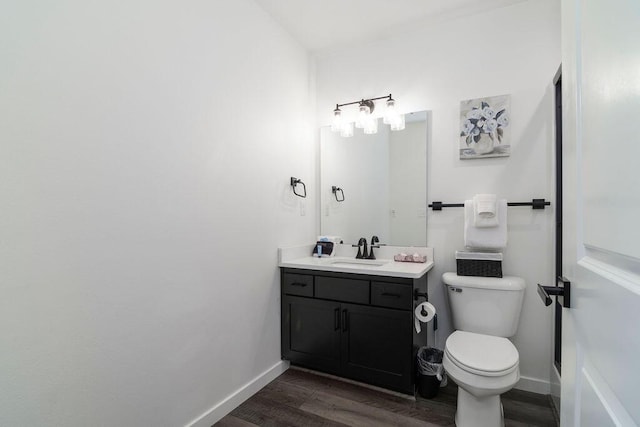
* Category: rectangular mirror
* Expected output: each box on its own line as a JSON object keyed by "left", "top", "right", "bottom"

{"left": 320, "top": 111, "right": 429, "bottom": 246}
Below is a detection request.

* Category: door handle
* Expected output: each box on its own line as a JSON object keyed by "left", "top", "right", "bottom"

{"left": 342, "top": 309, "right": 348, "bottom": 332}
{"left": 537, "top": 276, "right": 571, "bottom": 308}
{"left": 334, "top": 308, "right": 340, "bottom": 331}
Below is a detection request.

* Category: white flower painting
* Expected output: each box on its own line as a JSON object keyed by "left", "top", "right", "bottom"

{"left": 459, "top": 94, "right": 511, "bottom": 159}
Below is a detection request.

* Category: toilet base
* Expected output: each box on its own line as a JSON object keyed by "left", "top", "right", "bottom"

{"left": 454, "top": 387, "right": 504, "bottom": 427}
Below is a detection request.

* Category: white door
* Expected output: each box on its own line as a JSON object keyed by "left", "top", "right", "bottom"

{"left": 560, "top": 0, "right": 640, "bottom": 425}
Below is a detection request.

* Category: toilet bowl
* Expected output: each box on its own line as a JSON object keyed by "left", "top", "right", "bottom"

{"left": 441, "top": 273, "right": 526, "bottom": 427}
{"left": 443, "top": 331, "right": 520, "bottom": 427}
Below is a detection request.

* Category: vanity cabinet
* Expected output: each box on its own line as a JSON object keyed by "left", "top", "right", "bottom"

{"left": 281, "top": 268, "right": 427, "bottom": 395}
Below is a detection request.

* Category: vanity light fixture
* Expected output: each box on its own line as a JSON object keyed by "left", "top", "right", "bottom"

{"left": 340, "top": 122, "right": 354, "bottom": 138}
{"left": 384, "top": 97, "right": 405, "bottom": 131}
{"left": 363, "top": 116, "right": 379, "bottom": 134}
{"left": 330, "top": 107, "right": 343, "bottom": 132}
{"left": 355, "top": 100, "right": 374, "bottom": 129}
{"left": 331, "top": 94, "right": 404, "bottom": 137}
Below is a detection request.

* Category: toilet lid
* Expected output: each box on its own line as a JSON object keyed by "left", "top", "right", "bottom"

{"left": 445, "top": 331, "right": 519, "bottom": 376}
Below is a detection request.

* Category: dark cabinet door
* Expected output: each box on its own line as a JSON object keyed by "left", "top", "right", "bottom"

{"left": 282, "top": 295, "right": 341, "bottom": 374}
{"left": 341, "top": 303, "right": 413, "bottom": 393}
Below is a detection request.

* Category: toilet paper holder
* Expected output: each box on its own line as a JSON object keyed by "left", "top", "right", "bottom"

{"left": 414, "top": 290, "right": 429, "bottom": 316}
{"left": 414, "top": 289, "right": 428, "bottom": 301}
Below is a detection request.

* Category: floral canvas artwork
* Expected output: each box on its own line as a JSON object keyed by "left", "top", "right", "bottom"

{"left": 459, "top": 94, "right": 511, "bottom": 159}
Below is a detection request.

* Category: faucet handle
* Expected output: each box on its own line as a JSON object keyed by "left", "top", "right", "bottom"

{"left": 353, "top": 237, "right": 368, "bottom": 259}
{"left": 371, "top": 235, "right": 385, "bottom": 248}
{"left": 351, "top": 243, "right": 364, "bottom": 259}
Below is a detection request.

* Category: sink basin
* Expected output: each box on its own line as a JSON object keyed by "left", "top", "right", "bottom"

{"left": 323, "top": 258, "right": 389, "bottom": 268}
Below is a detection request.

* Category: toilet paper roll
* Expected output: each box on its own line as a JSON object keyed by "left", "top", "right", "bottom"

{"left": 414, "top": 301, "right": 436, "bottom": 334}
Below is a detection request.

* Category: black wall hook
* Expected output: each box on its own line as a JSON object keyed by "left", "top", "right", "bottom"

{"left": 290, "top": 177, "right": 306, "bottom": 198}
{"left": 332, "top": 186, "right": 345, "bottom": 202}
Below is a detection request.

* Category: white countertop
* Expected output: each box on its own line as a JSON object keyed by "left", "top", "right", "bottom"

{"left": 278, "top": 244, "right": 434, "bottom": 279}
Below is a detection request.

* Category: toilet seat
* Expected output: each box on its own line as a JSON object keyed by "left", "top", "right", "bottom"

{"left": 445, "top": 331, "right": 519, "bottom": 377}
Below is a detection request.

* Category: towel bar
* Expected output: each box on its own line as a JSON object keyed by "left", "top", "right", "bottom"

{"left": 428, "top": 198, "right": 550, "bottom": 211}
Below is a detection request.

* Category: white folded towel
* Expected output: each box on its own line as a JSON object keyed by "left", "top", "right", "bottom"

{"left": 473, "top": 194, "right": 497, "bottom": 227}
{"left": 464, "top": 199, "right": 507, "bottom": 250}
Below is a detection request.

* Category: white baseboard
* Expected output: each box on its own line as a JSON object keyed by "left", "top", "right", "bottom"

{"left": 185, "top": 360, "right": 290, "bottom": 427}
{"left": 515, "top": 375, "right": 551, "bottom": 394}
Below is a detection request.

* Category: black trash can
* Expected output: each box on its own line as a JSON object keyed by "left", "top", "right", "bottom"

{"left": 416, "top": 347, "right": 444, "bottom": 398}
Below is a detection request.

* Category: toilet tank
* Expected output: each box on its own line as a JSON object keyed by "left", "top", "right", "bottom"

{"left": 442, "top": 272, "right": 526, "bottom": 337}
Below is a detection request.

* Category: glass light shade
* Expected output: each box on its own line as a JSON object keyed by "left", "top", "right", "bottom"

{"left": 363, "top": 117, "right": 379, "bottom": 134}
{"left": 340, "top": 121, "right": 354, "bottom": 137}
{"left": 390, "top": 114, "right": 405, "bottom": 131}
{"left": 355, "top": 104, "right": 370, "bottom": 129}
{"left": 331, "top": 108, "right": 343, "bottom": 132}
{"left": 383, "top": 99, "right": 397, "bottom": 124}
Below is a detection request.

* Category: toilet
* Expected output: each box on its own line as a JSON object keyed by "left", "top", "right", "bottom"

{"left": 442, "top": 272, "right": 525, "bottom": 427}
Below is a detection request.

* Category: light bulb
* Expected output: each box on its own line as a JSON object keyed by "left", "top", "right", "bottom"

{"left": 331, "top": 107, "right": 342, "bottom": 132}
{"left": 390, "top": 114, "right": 405, "bottom": 131}
{"left": 355, "top": 103, "right": 370, "bottom": 129}
{"left": 383, "top": 98, "right": 396, "bottom": 124}
{"left": 364, "top": 117, "right": 378, "bottom": 134}
{"left": 340, "top": 122, "right": 354, "bottom": 137}
{"left": 384, "top": 97, "right": 404, "bottom": 129}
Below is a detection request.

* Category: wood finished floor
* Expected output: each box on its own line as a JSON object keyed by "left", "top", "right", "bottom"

{"left": 215, "top": 368, "right": 558, "bottom": 427}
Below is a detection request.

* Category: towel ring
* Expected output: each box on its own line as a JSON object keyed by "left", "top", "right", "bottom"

{"left": 332, "top": 186, "right": 345, "bottom": 202}
{"left": 290, "top": 177, "right": 306, "bottom": 198}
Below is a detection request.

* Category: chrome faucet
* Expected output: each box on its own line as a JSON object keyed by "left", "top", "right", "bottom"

{"left": 367, "top": 235, "right": 381, "bottom": 260}
{"left": 352, "top": 237, "right": 368, "bottom": 259}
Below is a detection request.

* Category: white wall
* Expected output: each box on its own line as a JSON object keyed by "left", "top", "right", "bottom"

{"left": 0, "top": 1, "right": 315, "bottom": 425}
{"left": 316, "top": 0, "right": 560, "bottom": 391}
